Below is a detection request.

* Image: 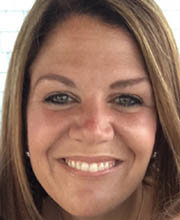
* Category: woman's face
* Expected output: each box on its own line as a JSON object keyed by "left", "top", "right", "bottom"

{"left": 27, "top": 15, "right": 157, "bottom": 218}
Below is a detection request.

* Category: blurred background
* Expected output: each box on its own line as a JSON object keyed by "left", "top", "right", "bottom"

{"left": 0, "top": 0, "right": 180, "bottom": 125}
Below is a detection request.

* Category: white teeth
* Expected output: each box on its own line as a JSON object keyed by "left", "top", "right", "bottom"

{"left": 81, "top": 162, "right": 89, "bottom": 171}
{"left": 76, "top": 161, "right": 81, "bottom": 170}
{"left": 104, "top": 162, "right": 110, "bottom": 169}
{"left": 99, "top": 162, "right": 105, "bottom": 171}
{"left": 71, "top": 160, "right": 75, "bottom": 168}
{"left": 65, "top": 159, "right": 115, "bottom": 172}
{"left": 89, "top": 163, "right": 98, "bottom": 172}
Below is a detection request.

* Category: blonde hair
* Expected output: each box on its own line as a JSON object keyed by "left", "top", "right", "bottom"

{"left": 0, "top": 0, "right": 180, "bottom": 219}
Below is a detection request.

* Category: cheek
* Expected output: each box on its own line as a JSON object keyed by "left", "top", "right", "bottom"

{"left": 115, "top": 109, "right": 157, "bottom": 158}
{"left": 27, "top": 107, "right": 72, "bottom": 152}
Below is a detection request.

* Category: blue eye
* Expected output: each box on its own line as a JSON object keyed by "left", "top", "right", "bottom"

{"left": 44, "top": 93, "right": 76, "bottom": 105}
{"left": 112, "top": 94, "right": 143, "bottom": 107}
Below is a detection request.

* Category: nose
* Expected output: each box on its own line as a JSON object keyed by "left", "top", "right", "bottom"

{"left": 69, "top": 102, "right": 114, "bottom": 145}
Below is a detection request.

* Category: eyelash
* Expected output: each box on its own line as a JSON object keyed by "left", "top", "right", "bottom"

{"left": 44, "top": 93, "right": 77, "bottom": 105}
{"left": 44, "top": 93, "right": 143, "bottom": 107}
{"left": 110, "top": 94, "right": 143, "bottom": 107}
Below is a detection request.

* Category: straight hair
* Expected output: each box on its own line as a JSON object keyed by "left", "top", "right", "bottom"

{"left": 0, "top": 0, "right": 180, "bottom": 219}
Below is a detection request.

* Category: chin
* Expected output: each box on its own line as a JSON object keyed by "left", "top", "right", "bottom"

{"left": 63, "top": 208, "right": 110, "bottom": 219}
{"left": 60, "top": 198, "right": 120, "bottom": 219}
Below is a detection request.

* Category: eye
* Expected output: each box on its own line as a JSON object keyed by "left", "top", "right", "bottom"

{"left": 110, "top": 94, "right": 143, "bottom": 107}
{"left": 44, "top": 93, "right": 77, "bottom": 105}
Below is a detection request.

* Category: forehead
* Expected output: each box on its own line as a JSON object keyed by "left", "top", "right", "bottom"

{"left": 30, "top": 15, "right": 147, "bottom": 82}
{"left": 43, "top": 15, "right": 141, "bottom": 55}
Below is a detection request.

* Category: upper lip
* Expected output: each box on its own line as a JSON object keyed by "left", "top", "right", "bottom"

{"left": 60, "top": 156, "right": 122, "bottom": 163}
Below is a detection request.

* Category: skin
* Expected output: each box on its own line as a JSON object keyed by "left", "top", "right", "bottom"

{"left": 27, "top": 15, "right": 157, "bottom": 220}
{"left": 172, "top": 217, "right": 180, "bottom": 220}
{"left": 171, "top": 214, "right": 180, "bottom": 220}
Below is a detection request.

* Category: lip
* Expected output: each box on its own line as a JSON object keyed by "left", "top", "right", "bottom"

{"left": 63, "top": 156, "right": 120, "bottom": 163}
{"left": 58, "top": 156, "right": 123, "bottom": 177}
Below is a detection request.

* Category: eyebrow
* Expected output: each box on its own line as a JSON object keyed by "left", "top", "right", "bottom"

{"left": 110, "top": 76, "right": 148, "bottom": 89}
{"left": 33, "top": 73, "right": 76, "bottom": 89}
{"left": 33, "top": 73, "right": 148, "bottom": 90}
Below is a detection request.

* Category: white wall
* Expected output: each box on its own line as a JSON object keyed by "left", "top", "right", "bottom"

{"left": 0, "top": 0, "right": 35, "bottom": 124}
{"left": 156, "top": 0, "right": 180, "bottom": 50}
{"left": 0, "top": 0, "right": 180, "bottom": 124}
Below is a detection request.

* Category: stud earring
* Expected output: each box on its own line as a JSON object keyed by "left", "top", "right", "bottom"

{"left": 152, "top": 151, "right": 158, "bottom": 159}
{"left": 26, "top": 151, "right": 30, "bottom": 157}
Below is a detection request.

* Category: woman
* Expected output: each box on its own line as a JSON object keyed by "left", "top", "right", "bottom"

{"left": 0, "top": 0, "right": 180, "bottom": 219}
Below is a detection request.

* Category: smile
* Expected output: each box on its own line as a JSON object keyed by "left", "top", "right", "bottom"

{"left": 58, "top": 157, "right": 122, "bottom": 176}
{"left": 65, "top": 159, "right": 116, "bottom": 172}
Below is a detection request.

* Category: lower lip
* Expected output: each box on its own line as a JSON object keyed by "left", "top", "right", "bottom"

{"left": 58, "top": 159, "right": 122, "bottom": 177}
